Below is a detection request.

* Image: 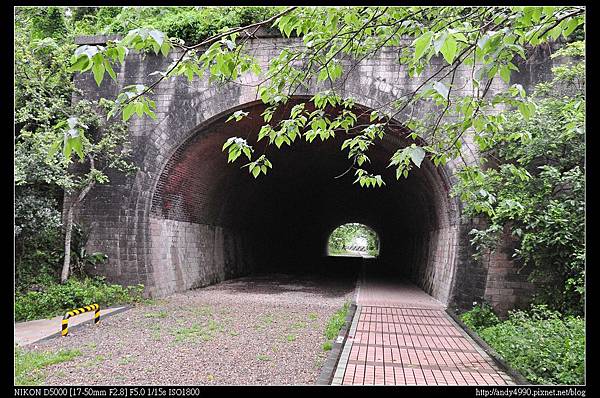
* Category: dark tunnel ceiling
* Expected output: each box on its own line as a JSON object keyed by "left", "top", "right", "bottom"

{"left": 152, "top": 99, "right": 451, "bottom": 247}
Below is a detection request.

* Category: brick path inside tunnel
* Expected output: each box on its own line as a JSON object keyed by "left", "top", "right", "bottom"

{"left": 332, "top": 267, "right": 516, "bottom": 386}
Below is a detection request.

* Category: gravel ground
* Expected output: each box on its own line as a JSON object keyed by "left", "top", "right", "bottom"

{"left": 22, "top": 273, "right": 356, "bottom": 386}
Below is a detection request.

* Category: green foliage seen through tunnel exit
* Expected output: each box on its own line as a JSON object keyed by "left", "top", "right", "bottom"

{"left": 327, "top": 223, "right": 379, "bottom": 257}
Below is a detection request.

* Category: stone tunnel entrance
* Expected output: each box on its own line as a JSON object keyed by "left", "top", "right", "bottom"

{"left": 147, "top": 98, "right": 460, "bottom": 305}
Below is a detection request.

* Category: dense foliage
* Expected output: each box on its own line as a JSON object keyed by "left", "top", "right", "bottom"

{"left": 15, "top": 277, "right": 144, "bottom": 322}
{"left": 14, "top": 7, "right": 145, "bottom": 317}
{"left": 70, "top": 6, "right": 280, "bottom": 45}
{"left": 461, "top": 304, "right": 584, "bottom": 385}
{"left": 452, "top": 41, "right": 585, "bottom": 315}
{"left": 460, "top": 303, "right": 500, "bottom": 331}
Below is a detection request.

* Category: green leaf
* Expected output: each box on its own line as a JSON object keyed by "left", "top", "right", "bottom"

{"left": 408, "top": 145, "right": 426, "bottom": 168}
{"left": 500, "top": 65, "right": 511, "bottom": 84}
{"left": 63, "top": 142, "right": 72, "bottom": 160}
{"left": 274, "top": 135, "right": 285, "bottom": 148}
{"left": 413, "top": 31, "right": 433, "bottom": 60}
{"left": 104, "top": 59, "right": 117, "bottom": 81}
{"left": 433, "top": 32, "right": 448, "bottom": 54}
{"left": 440, "top": 34, "right": 458, "bottom": 64}
{"left": 92, "top": 56, "right": 105, "bottom": 86}
{"left": 160, "top": 41, "right": 170, "bottom": 57}
{"left": 123, "top": 103, "right": 136, "bottom": 121}
{"left": 518, "top": 102, "right": 531, "bottom": 120}
{"left": 69, "top": 55, "right": 90, "bottom": 72}
{"left": 562, "top": 18, "right": 580, "bottom": 38}
{"left": 142, "top": 101, "right": 157, "bottom": 120}
{"left": 70, "top": 136, "right": 84, "bottom": 161}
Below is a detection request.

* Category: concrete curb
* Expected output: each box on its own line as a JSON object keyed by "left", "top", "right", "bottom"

{"left": 315, "top": 302, "right": 357, "bottom": 385}
{"left": 21, "top": 306, "right": 133, "bottom": 346}
{"left": 445, "top": 308, "right": 530, "bottom": 385}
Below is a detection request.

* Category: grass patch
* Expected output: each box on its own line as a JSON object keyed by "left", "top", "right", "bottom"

{"left": 85, "top": 342, "right": 97, "bottom": 350}
{"left": 149, "top": 323, "right": 162, "bottom": 340}
{"left": 257, "top": 354, "right": 271, "bottom": 361}
{"left": 144, "top": 310, "right": 168, "bottom": 318}
{"left": 290, "top": 320, "right": 307, "bottom": 330}
{"left": 15, "top": 347, "right": 81, "bottom": 385}
{"left": 286, "top": 334, "right": 297, "bottom": 342}
{"left": 118, "top": 356, "right": 135, "bottom": 365}
{"left": 189, "top": 305, "right": 214, "bottom": 318}
{"left": 255, "top": 314, "right": 276, "bottom": 331}
{"left": 82, "top": 354, "right": 106, "bottom": 367}
{"left": 151, "top": 331, "right": 162, "bottom": 341}
{"left": 141, "top": 298, "right": 162, "bottom": 306}
{"left": 171, "top": 320, "right": 225, "bottom": 344}
{"left": 321, "top": 301, "right": 350, "bottom": 352}
{"left": 325, "top": 301, "right": 350, "bottom": 340}
{"left": 172, "top": 324, "right": 208, "bottom": 343}
{"left": 207, "top": 319, "right": 225, "bottom": 333}
{"left": 308, "top": 312, "right": 318, "bottom": 321}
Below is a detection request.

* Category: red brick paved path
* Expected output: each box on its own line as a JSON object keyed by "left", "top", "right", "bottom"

{"left": 332, "top": 269, "right": 515, "bottom": 386}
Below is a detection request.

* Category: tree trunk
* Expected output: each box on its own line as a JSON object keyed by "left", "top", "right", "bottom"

{"left": 60, "top": 204, "right": 75, "bottom": 283}
{"left": 60, "top": 180, "right": 96, "bottom": 284}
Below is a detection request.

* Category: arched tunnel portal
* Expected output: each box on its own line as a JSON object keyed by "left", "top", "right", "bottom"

{"left": 148, "top": 98, "right": 460, "bottom": 305}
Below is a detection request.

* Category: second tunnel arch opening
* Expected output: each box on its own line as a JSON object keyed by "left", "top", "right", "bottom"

{"left": 149, "top": 96, "right": 460, "bottom": 304}
{"left": 327, "top": 223, "right": 380, "bottom": 258}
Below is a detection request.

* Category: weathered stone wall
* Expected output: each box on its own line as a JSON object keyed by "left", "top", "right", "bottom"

{"left": 71, "top": 33, "right": 552, "bottom": 309}
{"left": 482, "top": 226, "right": 536, "bottom": 316}
{"left": 147, "top": 217, "right": 254, "bottom": 297}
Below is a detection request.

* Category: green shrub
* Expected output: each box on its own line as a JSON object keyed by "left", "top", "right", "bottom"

{"left": 460, "top": 302, "right": 500, "bottom": 332}
{"left": 15, "top": 277, "right": 144, "bottom": 322}
{"left": 463, "top": 305, "right": 585, "bottom": 385}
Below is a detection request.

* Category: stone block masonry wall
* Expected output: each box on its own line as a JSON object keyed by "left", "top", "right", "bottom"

{"left": 450, "top": 220, "right": 491, "bottom": 312}
{"left": 449, "top": 221, "right": 536, "bottom": 316}
{"left": 146, "top": 217, "right": 255, "bottom": 297}
{"left": 482, "top": 226, "right": 536, "bottom": 317}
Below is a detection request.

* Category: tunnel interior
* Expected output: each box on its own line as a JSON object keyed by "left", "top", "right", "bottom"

{"left": 150, "top": 98, "right": 459, "bottom": 303}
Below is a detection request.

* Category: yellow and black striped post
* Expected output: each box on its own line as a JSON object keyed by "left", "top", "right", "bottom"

{"left": 61, "top": 304, "right": 100, "bottom": 336}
